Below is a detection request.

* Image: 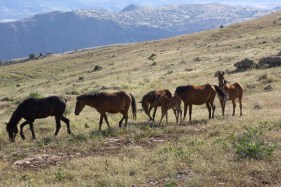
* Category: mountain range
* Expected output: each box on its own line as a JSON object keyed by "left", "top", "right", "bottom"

{"left": 0, "top": 3, "right": 276, "bottom": 61}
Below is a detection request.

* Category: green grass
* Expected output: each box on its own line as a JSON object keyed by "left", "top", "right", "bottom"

{"left": 0, "top": 11, "right": 281, "bottom": 186}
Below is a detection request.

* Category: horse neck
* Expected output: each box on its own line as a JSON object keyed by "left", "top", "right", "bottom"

{"left": 84, "top": 96, "right": 97, "bottom": 108}
{"left": 8, "top": 107, "right": 23, "bottom": 127}
{"left": 218, "top": 78, "right": 225, "bottom": 87}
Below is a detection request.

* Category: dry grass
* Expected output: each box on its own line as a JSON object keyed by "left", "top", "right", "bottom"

{"left": 0, "top": 11, "right": 281, "bottom": 186}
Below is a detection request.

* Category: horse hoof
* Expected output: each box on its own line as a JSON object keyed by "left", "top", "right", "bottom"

{"left": 21, "top": 135, "right": 25, "bottom": 140}
{"left": 67, "top": 130, "right": 72, "bottom": 134}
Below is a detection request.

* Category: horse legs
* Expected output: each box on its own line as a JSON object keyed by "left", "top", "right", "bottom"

{"left": 189, "top": 105, "right": 192, "bottom": 121}
{"left": 232, "top": 99, "right": 236, "bottom": 116}
{"left": 219, "top": 99, "right": 226, "bottom": 116}
{"left": 147, "top": 105, "right": 154, "bottom": 120}
{"left": 206, "top": 102, "right": 211, "bottom": 119}
{"left": 61, "top": 116, "right": 71, "bottom": 134}
{"left": 152, "top": 106, "right": 157, "bottom": 121}
{"left": 54, "top": 116, "right": 62, "bottom": 136}
{"left": 238, "top": 96, "right": 243, "bottom": 116}
{"left": 19, "top": 120, "right": 29, "bottom": 140}
{"left": 103, "top": 113, "right": 111, "bottom": 129}
{"left": 177, "top": 106, "right": 182, "bottom": 123}
{"left": 29, "top": 122, "right": 36, "bottom": 139}
{"left": 99, "top": 114, "right": 104, "bottom": 131}
{"left": 183, "top": 104, "right": 188, "bottom": 122}
{"left": 159, "top": 110, "right": 166, "bottom": 126}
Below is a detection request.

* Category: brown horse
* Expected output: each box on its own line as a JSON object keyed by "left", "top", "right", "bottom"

{"left": 216, "top": 71, "right": 243, "bottom": 116}
{"left": 175, "top": 84, "right": 227, "bottom": 121}
{"left": 75, "top": 91, "right": 136, "bottom": 130}
{"left": 140, "top": 89, "right": 172, "bottom": 120}
{"left": 6, "top": 96, "right": 71, "bottom": 142}
{"left": 154, "top": 94, "right": 182, "bottom": 125}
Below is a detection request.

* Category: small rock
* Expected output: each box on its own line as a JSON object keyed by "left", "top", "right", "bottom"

{"left": 253, "top": 104, "right": 262, "bottom": 110}
{"left": 264, "top": 84, "right": 273, "bottom": 91}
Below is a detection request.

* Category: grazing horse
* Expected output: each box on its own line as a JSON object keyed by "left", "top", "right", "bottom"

{"left": 5, "top": 96, "right": 71, "bottom": 142}
{"left": 175, "top": 84, "right": 227, "bottom": 121}
{"left": 216, "top": 71, "right": 243, "bottom": 116}
{"left": 75, "top": 91, "right": 136, "bottom": 130}
{"left": 154, "top": 94, "right": 182, "bottom": 125}
{"left": 140, "top": 89, "right": 172, "bottom": 120}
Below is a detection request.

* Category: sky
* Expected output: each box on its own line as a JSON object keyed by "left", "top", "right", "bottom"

{"left": 0, "top": 0, "right": 281, "bottom": 22}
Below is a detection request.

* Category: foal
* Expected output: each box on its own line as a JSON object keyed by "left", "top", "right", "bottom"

{"left": 155, "top": 94, "right": 182, "bottom": 125}
{"left": 216, "top": 71, "right": 243, "bottom": 116}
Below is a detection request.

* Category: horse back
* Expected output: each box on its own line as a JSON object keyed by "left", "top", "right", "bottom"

{"left": 176, "top": 84, "right": 215, "bottom": 105}
{"left": 23, "top": 96, "right": 66, "bottom": 119}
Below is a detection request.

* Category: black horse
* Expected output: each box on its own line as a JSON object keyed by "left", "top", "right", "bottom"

{"left": 6, "top": 96, "right": 71, "bottom": 142}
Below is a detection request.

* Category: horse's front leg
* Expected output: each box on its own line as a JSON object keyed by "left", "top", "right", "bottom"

{"left": 152, "top": 106, "right": 158, "bottom": 121}
{"left": 103, "top": 113, "right": 111, "bottom": 129}
{"left": 54, "top": 116, "right": 61, "bottom": 136}
{"left": 147, "top": 105, "right": 154, "bottom": 120}
{"left": 183, "top": 103, "right": 187, "bottom": 122}
{"left": 29, "top": 122, "right": 36, "bottom": 139}
{"left": 99, "top": 114, "right": 104, "bottom": 131}
{"left": 19, "top": 120, "right": 30, "bottom": 140}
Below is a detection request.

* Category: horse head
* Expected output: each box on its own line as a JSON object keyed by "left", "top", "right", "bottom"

{"left": 6, "top": 122, "right": 18, "bottom": 142}
{"left": 75, "top": 96, "right": 86, "bottom": 115}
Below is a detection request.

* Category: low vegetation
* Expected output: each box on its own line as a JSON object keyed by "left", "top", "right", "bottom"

{"left": 0, "top": 11, "right": 281, "bottom": 186}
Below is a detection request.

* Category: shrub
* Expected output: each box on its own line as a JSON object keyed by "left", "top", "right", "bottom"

{"left": 233, "top": 126, "right": 275, "bottom": 160}
{"left": 234, "top": 58, "right": 256, "bottom": 70}
{"left": 29, "top": 91, "right": 41, "bottom": 98}
{"left": 29, "top": 54, "right": 36, "bottom": 59}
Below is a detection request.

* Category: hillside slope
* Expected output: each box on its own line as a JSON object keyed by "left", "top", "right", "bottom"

{"left": 0, "top": 11, "right": 280, "bottom": 187}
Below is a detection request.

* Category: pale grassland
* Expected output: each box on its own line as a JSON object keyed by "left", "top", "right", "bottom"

{"left": 0, "top": 12, "right": 281, "bottom": 186}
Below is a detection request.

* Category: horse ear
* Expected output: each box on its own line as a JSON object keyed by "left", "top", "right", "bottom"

{"left": 139, "top": 101, "right": 142, "bottom": 103}
{"left": 221, "top": 71, "right": 225, "bottom": 75}
{"left": 215, "top": 71, "right": 219, "bottom": 77}
{"left": 4, "top": 122, "right": 8, "bottom": 125}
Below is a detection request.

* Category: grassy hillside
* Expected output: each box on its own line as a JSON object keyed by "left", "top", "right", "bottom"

{"left": 0, "top": 11, "right": 281, "bottom": 186}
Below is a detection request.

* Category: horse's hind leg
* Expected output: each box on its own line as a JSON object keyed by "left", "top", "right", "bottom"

{"left": 210, "top": 102, "right": 216, "bottom": 119}
{"left": 19, "top": 120, "right": 29, "bottom": 140}
{"left": 232, "top": 99, "right": 236, "bottom": 116}
{"left": 206, "top": 102, "right": 211, "bottom": 119}
{"left": 61, "top": 116, "right": 71, "bottom": 134}
{"left": 54, "top": 116, "right": 62, "bottom": 136}
{"left": 99, "top": 114, "right": 104, "bottom": 131}
{"left": 238, "top": 95, "right": 243, "bottom": 116}
{"left": 152, "top": 106, "right": 157, "bottom": 121}
{"left": 183, "top": 104, "right": 187, "bottom": 122}
{"left": 103, "top": 114, "right": 111, "bottom": 129}
{"left": 147, "top": 105, "right": 154, "bottom": 120}
{"left": 189, "top": 104, "right": 192, "bottom": 121}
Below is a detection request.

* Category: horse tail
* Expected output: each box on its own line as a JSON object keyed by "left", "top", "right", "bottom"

{"left": 213, "top": 85, "right": 227, "bottom": 101}
{"left": 130, "top": 94, "right": 137, "bottom": 121}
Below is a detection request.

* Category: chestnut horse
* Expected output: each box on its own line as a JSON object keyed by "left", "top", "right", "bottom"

{"left": 216, "top": 71, "right": 243, "bottom": 116}
{"left": 154, "top": 94, "right": 182, "bottom": 125}
{"left": 75, "top": 91, "right": 136, "bottom": 130}
{"left": 140, "top": 89, "right": 172, "bottom": 120}
{"left": 6, "top": 96, "right": 71, "bottom": 142}
{"left": 175, "top": 84, "right": 227, "bottom": 121}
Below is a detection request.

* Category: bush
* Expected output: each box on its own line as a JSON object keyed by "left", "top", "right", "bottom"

{"left": 234, "top": 58, "right": 256, "bottom": 70}
{"left": 258, "top": 56, "right": 281, "bottom": 68}
{"left": 29, "top": 91, "right": 41, "bottom": 98}
{"left": 233, "top": 126, "right": 275, "bottom": 160}
{"left": 29, "top": 54, "right": 36, "bottom": 59}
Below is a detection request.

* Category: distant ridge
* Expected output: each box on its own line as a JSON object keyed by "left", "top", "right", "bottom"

{"left": 0, "top": 3, "right": 273, "bottom": 61}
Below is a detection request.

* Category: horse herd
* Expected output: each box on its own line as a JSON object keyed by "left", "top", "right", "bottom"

{"left": 5, "top": 71, "right": 243, "bottom": 142}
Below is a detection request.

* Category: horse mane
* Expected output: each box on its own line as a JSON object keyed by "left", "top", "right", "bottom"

{"left": 141, "top": 90, "right": 155, "bottom": 103}
{"left": 77, "top": 92, "right": 105, "bottom": 100}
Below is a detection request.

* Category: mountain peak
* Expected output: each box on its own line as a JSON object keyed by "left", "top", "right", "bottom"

{"left": 120, "top": 4, "right": 141, "bottom": 12}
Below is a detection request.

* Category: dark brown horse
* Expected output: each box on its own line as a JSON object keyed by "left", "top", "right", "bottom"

{"left": 216, "top": 71, "right": 243, "bottom": 116}
{"left": 6, "top": 96, "right": 71, "bottom": 142}
{"left": 175, "top": 84, "right": 227, "bottom": 121}
{"left": 75, "top": 91, "right": 136, "bottom": 130}
{"left": 154, "top": 94, "right": 182, "bottom": 125}
{"left": 140, "top": 89, "right": 172, "bottom": 120}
